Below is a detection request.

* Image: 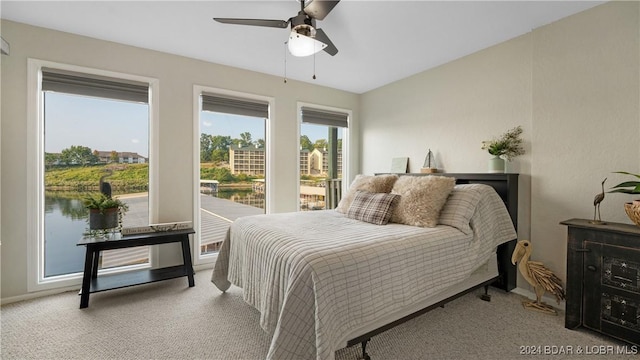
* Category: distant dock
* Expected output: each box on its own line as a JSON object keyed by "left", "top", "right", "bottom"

{"left": 102, "top": 193, "right": 262, "bottom": 267}
{"left": 200, "top": 180, "right": 219, "bottom": 194}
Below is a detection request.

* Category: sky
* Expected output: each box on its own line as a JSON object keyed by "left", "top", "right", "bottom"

{"left": 45, "top": 92, "right": 150, "bottom": 157}
{"left": 200, "top": 111, "right": 332, "bottom": 143}
{"left": 45, "top": 92, "right": 335, "bottom": 159}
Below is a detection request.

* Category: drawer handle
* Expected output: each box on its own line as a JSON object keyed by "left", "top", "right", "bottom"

{"left": 575, "top": 248, "right": 591, "bottom": 252}
{"left": 587, "top": 265, "right": 597, "bottom": 272}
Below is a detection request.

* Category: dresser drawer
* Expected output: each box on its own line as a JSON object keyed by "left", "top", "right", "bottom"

{"left": 561, "top": 219, "right": 640, "bottom": 346}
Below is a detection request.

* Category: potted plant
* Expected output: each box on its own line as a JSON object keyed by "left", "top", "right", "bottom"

{"left": 84, "top": 193, "right": 129, "bottom": 230}
{"left": 608, "top": 171, "right": 640, "bottom": 226}
{"left": 481, "top": 125, "right": 525, "bottom": 173}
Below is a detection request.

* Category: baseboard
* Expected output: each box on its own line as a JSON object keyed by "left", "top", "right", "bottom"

{"left": 511, "top": 286, "right": 566, "bottom": 311}
{"left": 2, "top": 263, "right": 215, "bottom": 306}
{"left": 1, "top": 285, "right": 80, "bottom": 305}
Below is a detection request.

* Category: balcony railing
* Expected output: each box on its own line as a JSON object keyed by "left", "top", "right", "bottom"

{"left": 325, "top": 179, "right": 342, "bottom": 210}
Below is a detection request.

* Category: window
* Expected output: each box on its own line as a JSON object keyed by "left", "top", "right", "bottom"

{"left": 196, "top": 90, "right": 270, "bottom": 260}
{"left": 27, "top": 60, "right": 157, "bottom": 291}
{"left": 298, "top": 105, "right": 349, "bottom": 211}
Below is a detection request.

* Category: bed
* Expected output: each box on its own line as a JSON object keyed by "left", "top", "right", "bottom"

{"left": 211, "top": 173, "right": 518, "bottom": 360}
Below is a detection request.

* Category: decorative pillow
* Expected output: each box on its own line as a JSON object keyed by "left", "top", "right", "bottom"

{"left": 346, "top": 191, "right": 400, "bottom": 225}
{"left": 390, "top": 176, "right": 456, "bottom": 227}
{"left": 335, "top": 174, "right": 399, "bottom": 213}
{"left": 438, "top": 184, "right": 484, "bottom": 235}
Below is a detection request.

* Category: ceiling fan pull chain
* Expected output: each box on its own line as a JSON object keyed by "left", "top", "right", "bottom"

{"left": 284, "top": 41, "right": 288, "bottom": 83}
{"left": 312, "top": 50, "right": 317, "bottom": 80}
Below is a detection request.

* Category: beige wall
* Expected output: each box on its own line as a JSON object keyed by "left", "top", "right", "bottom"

{"left": 0, "top": 20, "right": 359, "bottom": 300}
{"left": 361, "top": 1, "right": 639, "bottom": 287}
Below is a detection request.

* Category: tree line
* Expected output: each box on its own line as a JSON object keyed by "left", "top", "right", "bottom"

{"left": 51, "top": 136, "right": 342, "bottom": 167}
{"left": 300, "top": 135, "right": 342, "bottom": 152}
{"left": 46, "top": 145, "right": 102, "bottom": 166}
{"left": 200, "top": 132, "right": 340, "bottom": 163}
{"left": 45, "top": 145, "right": 143, "bottom": 168}
{"left": 200, "top": 132, "right": 264, "bottom": 163}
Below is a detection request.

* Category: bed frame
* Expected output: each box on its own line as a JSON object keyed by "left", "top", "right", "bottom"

{"left": 352, "top": 173, "right": 519, "bottom": 360}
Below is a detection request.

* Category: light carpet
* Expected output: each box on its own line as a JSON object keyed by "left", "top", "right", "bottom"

{"left": 1, "top": 270, "right": 633, "bottom": 360}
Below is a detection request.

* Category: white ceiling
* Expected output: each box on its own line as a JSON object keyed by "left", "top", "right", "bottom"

{"left": 1, "top": 1, "right": 604, "bottom": 94}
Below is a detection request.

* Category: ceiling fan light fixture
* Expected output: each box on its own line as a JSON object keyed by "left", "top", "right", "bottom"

{"left": 288, "top": 29, "right": 326, "bottom": 57}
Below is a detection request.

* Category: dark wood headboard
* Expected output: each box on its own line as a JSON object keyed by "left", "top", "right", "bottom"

{"left": 380, "top": 172, "right": 519, "bottom": 291}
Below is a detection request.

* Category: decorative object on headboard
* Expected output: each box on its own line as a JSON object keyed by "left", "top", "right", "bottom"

{"left": 590, "top": 177, "right": 607, "bottom": 225}
{"left": 481, "top": 125, "right": 525, "bottom": 173}
{"left": 1, "top": 36, "right": 9, "bottom": 56}
{"left": 420, "top": 148, "right": 437, "bottom": 173}
{"left": 511, "top": 239, "right": 565, "bottom": 315}
{"left": 390, "top": 157, "right": 409, "bottom": 173}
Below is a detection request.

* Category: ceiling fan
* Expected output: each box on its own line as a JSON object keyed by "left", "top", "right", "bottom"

{"left": 214, "top": 0, "right": 339, "bottom": 57}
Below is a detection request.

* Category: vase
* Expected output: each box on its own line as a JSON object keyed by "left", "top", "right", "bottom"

{"left": 89, "top": 208, "right": 119, "bottom": 230}
{"left": 488, "top": 156, "right": 505, "bottom": 173}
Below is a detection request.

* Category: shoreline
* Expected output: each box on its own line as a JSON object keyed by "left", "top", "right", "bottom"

{"left": 46, "top": 183, "right": 254, "bottom": 197}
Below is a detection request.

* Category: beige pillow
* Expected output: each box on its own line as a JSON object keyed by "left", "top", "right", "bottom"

{"left": 335, "top": 174, "right": 399, "bottom": 213}
{"left": 390, "top": 176, "right": 456, "bottom": 227}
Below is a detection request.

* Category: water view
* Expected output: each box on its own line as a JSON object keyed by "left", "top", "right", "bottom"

{"left": 44, "top": 191, "right": 149, "bottom": 277}
{"left": 44, "top": 194, "right": 89, "bottom": 277}
{"left": 39, "top": 85, "right": 344, "bottom": 282}
{"left": 44, "top": 188, "right": 263, "bottom": 277}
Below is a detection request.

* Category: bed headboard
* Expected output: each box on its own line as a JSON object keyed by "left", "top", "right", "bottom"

{"left": 388, "top": 172, "right": 519, "bottom": 291}
{"left": 434, "top": 173, "right": 518, "bottom": 230}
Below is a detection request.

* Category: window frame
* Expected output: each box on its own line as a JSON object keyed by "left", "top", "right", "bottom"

{"left": 26, "top": 59, "right": 160, "bottom": 292}
{"left": 296, "top": 102, "right": 351, "bottom": 211}
{"left": 192, "top": 85, "right": 274, "bottom": 265}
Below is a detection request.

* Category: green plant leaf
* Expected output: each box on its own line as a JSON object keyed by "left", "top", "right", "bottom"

{"left": 613, "top": 171, "right": 640, "bottom": 179}
{"left": 608, "top": 172, "right": 640, "bottom": 194}
{"left": 611, "top": 181, "right": 640, "bottom": 188}
{"left": 608, "top": 189, "right": 638, "bottom": 194}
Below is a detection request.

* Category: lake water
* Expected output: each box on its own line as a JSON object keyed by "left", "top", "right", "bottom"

{"left": 44, "top": 195, "right": 89, "bottom": 277}
{"left": 44, "top": 189, "right": 261, "bottom": 277}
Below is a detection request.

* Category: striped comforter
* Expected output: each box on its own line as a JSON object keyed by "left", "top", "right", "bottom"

{"left": 211, "top": 184, "right": 516, "bottom": 360}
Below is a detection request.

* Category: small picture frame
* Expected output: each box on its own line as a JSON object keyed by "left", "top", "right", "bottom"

{"left": 390, "top": 157, "right": 409, "bottom": 173}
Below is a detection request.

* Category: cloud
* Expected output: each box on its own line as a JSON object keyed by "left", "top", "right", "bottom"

{"left": 131, "top": 139, "right": 139, "bottom": 144}
{"left": 203, "top": 120, "right": 212, "bottom": 127}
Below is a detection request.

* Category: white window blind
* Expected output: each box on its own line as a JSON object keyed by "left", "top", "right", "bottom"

{"left": 301, "top": 106, "right": 348, "bottom": 128}
{"left": 41, "top": 68, "right": 149, "bottom": 104}
{"left": 201, "top": 93, "right": 269, "bottom": 118}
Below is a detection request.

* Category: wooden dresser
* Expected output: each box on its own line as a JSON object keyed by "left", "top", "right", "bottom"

{"left": 560, "top": 219, "right": 640, "bottom": 345}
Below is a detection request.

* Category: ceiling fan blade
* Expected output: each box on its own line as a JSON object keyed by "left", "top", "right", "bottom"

{"left": 303, "top": 0, "right": 340, "bottom": 20}
{"left": 315, "top": 28, "right": 338, "bottom": 56}
{"left": 213, "top": 18, "right": 289, "bottom": 29}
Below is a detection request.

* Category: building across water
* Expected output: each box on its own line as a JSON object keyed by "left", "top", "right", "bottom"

{"left": 93, "top": 150, "right": 148, "bottom": 164}
{"left": 229, "top": 145, "right": 342, "bottom": 177}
